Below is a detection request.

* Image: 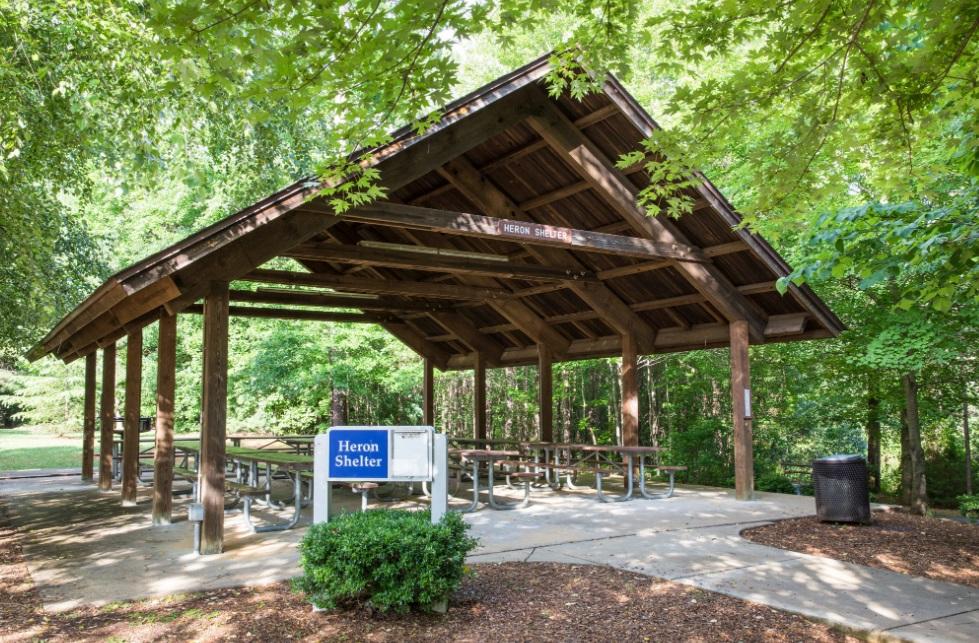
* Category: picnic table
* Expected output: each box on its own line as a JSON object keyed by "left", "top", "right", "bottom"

{"left": 173, "top": 441, "right": 313, "bottom": 532}
{"left": 449, "top": 448, "right": 530, "bottom": 512}
{"left": 111, "top": 431, "right": 156, "bottom": 481}
{"left": 519, "top": 443, "right": 682, "bottom": 502}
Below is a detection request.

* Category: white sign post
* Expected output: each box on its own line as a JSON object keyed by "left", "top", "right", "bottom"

{"left": 313, "top": 426, "right": 447, "bottom": 524}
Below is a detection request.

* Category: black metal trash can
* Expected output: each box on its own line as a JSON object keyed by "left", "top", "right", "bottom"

{"left": 812, "top": 454, "right": 871, "bottom": 523}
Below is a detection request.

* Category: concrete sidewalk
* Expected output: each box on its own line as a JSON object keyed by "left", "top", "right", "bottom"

{"left": 3, "top": 475, "right": 977, "bottom": 641}
{"left": 466, "top": 488, "right": 979, "bottom": 643}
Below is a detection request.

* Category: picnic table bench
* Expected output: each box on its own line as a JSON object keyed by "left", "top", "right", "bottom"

{"left": 173, "top": 441, "right": 312, "bottom": 532}
{"left": 517, "top": 442, "right": 686, "bottom": 501}
{"left": 783, "top": 462, "right": 813, "bottom": 495}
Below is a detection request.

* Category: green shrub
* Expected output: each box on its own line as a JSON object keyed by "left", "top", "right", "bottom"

{"left": 295, "top": 509, "right": 477, "bottom": 613}
{"left": 957, "top": 494, "right": 979, "bottom": 519}
{"left": 756, "top": 472, "right": 798, "bottom": 494}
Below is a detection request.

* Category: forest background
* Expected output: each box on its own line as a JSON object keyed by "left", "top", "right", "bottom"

{"left": 1, "top": 0, "right": 976, "bottom": 508}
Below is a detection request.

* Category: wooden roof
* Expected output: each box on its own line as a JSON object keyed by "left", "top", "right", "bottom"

{"left": 31, "top": 54, "right": 843, "bottom": 369}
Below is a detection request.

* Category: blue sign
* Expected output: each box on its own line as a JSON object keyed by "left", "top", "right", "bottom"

{"left": 327, "top": 428, "right": 389, "bottom": 480}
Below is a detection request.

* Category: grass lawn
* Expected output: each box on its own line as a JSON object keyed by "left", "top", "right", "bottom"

{"left": 0, "top": 429, "right": 84, "bottom": 471}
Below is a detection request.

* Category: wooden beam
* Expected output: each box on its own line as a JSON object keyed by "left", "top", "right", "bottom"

{"left": 473, "top": 352, "right": 487, "bottom": 441}
{"left": 81, "top": 352, "right": 96, "bottom": 481}
{"left": 729, "top": 320, "right": 754, "bottom": 500}
{"left": 242, "top": 269, "right": 513, "bottom": 301}
{"left": 538, "top": 344, "right": 553, "bottom": 442}
{"left": 621, "top": 334, "right": 639, "bottom": 447}
{"left": 37, "top": 282, "right": 126, "bottom": 358}
{"left": 229, "top": 289, "right": 444, "bottom": 312}
{"left": 121, "top": 328, "right": 142, "bottom": 506}
{"left": 765, "top": 313, "right": 808, "bottom": 337}
{"left": 436, "top": 156, "right": 659, "bottom": 353}
{"left": 597, "top": 260, "right": 672, "bottom": 281}
{"left": 423, "top": 357, "right": 435, "bottom": 426}
{"left": 284, "top": 242, "right": 594, "bottom": 283}
{"left": 430, "top": 312, "right": 504, "bottom": 365}
{"left": 386, "top": 227, "right": 572, "bottom": 356}
{"left": 200, "top": 282, "right": 229, "bottom": 555}
{"left": 152, "top": 313, "right": 177, "bottom": 526}
{"left": 345, "top": 202, "right": 706, "bottom": 263}
{"left": 98, "top": 343, "right": 116, "bottom": 490}
{"left": 631, "top": 282, "right": 776, "bottom": 312}
{"left": 703, "top": 240, "right": 749, "bottom": 257}
{"left": 382, "top": 320, "right": 451, "bottom": 371}
{"left": 185, "top": 304, "right": 385, "bottom": 323}
{"left": 477, "top": 103, "right": 620, "bottom": 175}
{"left": 446, "top": 323, "right": 832, "bottom": 368}
{"left": 525, "top": 91, "right": 768, "bottom": 342}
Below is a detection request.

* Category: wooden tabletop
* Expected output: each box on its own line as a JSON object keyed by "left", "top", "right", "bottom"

{"left": 451, "top": 449, "right": 521, "bottom": 459}
{"left": 173, "top": 441, "right": 312, "bottom": 470}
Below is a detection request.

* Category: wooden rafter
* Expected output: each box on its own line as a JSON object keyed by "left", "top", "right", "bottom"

{"left": 525, "top": 89, "right": 768, "bottom": 342}
{"left": 241, "top": 269, "right": 513, "bottom": 301}
{"left": 436, "top": 156, "right": 661, "bottom": 352}
{"left": 446, "top": 316, "right": 825, "bottom": 369}
{"left": 228, "top": 289, "right": 444, "bottom": 312}
{"left": 185, "top": 304, "right": 386, "bottom": 323}
{"left": 283, "top": 242, "right": 595, "bottom": 283}
{"left": 384, "top": 224, "right": 573, "bottom": 356}
{"left": 341, "top": 202, "right": 706, "bottom": 263}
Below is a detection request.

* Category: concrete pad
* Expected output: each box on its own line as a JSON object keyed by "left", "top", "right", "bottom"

{"left": 680, "top": 552, "right": 979, "bottom": 634}
{"left": 886, "top": 608, "right": 979, "bottom": 642}
{"left": 537, "top": 523, "right": 805, "bottom": 580}
{"left": 5, "top": 473, "right": 978, "bottom": 643}
{"left": 1, "top": 476, "right": 417, "bottom": 611}
{"left": 465, "top": 485, "right": 816, "bottom": 555}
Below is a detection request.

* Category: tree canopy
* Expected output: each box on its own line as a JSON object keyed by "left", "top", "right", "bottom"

{"left": 1, "top": 0, "right": 976, "bottom": 510}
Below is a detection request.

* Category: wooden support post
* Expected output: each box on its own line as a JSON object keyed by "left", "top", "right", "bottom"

{"left": 152, "top": 314, "right": 177, "bottom": 525}
{"left": 200, "top": 283, "right": 229, "bottom": 555}
{"left": 621, "top": 334, "right": 639, "bottom": 447}
{"left": 81, "top": 352, "right": 97, "bottom": 480}
{"left": 473, "top": 353, "right": 487, "bottom": 440}
{"left": 423, "top": 357, "right": 435, "bottom": 426}
{"left": 730, "top": 320, "right": 754, "bottom": 500}
{"left": 538, "top": 344, "right": 553, "bottom": 442}
{"left": 121, "top": 329, "right": 142, "bottom": 506}
{"left": 98, "top": 343, "right": 116, "bottom": 490}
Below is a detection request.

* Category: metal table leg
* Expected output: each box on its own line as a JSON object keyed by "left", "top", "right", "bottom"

{"left": 596, "top": 456, "right": 634, "bottom": 502}
{"left": 244, "top": 472, "right": 304, "bottom": 532}
{"left": 638, "top": 456, "right": 676, "bottom": 499}
{"left": 453, "top": 459, "right": 481, "bottom": 513}
{"left": 487, "top": 463, "right": 530, "bottom": 510}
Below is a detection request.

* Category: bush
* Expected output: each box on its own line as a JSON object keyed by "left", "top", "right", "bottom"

{"left": 295, "top": 509, "right": 478, "bottom": 613}
{"left": 756, "top": 472, "right": 799, "bottom": 494}
{"left": 958, "top": 494, "right": 979, "bottom": 519}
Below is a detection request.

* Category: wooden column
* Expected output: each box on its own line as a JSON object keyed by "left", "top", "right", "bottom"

{"left": 98, "top": 343, "right": 116, "bottom": 490}
{"left": 730, "top": 320, "right": 754, "bottom": 500}
{"left": 200, "top": 282, "right": 229, "bottom": 555}
{"left": 121, "top": 329, "right": 142, "bottom": 506}
{"left": 81, "top": 352, "right": 97, "bottom": 480}
{"left": 538, "top": 344, "right": 553, "bottom": 442}
{"left": 423, "top": 357, "right": 435, "bottom": 426}
{"left": 621, "top": 334, "right": 639, "bottom": 447}
{"left": 152, "top": 314, "right": 177, "bottom": 525}
{"left": 473, "top": 352, "right": 487, "bottom": 440}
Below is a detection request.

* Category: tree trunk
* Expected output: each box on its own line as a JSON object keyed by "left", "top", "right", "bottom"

{"left": 900, "top": 407, "right": 912, "bottom": 506}
{"left": 866, "top": 373, "right": 882, "bottom": 493}
{"left": 965, "top": 397, "right": 973, "bottom": 496}
{"left": 331, "top": 386, "right": 347, "bottom": 427}
{"left": 901, "top": 372, "right": 927, "bottom": 515}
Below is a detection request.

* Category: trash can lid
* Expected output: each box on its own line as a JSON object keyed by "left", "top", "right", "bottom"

{"left": 813, "top": 454, "right": 864, "bottom": 464}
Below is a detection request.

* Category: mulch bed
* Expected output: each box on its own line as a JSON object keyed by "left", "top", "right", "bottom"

{"left": 0, "top": 505, "right": 859, "bottom": 642}
{"left": 742, "top": 510, "right": 979, "bottom": 589}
